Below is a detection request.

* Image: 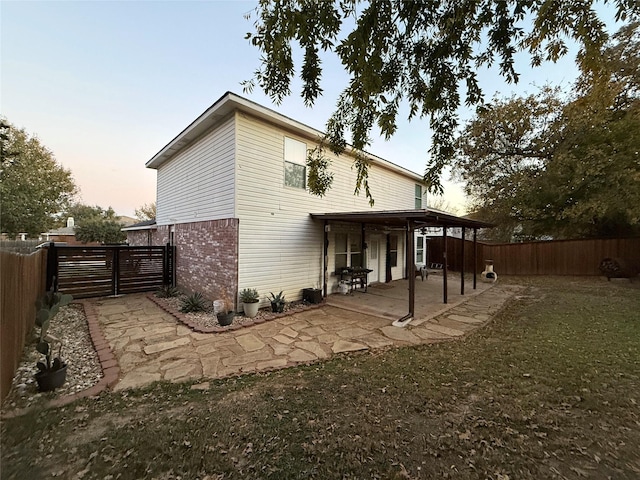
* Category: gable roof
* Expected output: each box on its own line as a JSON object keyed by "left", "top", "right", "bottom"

{"left": 145, "top": 92, "right": 423, "bottom": 182}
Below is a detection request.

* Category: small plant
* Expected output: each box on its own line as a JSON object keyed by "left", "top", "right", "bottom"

{"left": 216, "top": 286, "right": 236, "bottom": 326}
{"left": 156, "top": 285, "right": 180, "bottom": 298}
{"left": 269, "top": 291, "right": 286, "bottom": 313}
{"left": 240, "top": 288, "right": 260, "bottom": 318}
{"left": 239, "top": 288, "right": 259, "bottom": 303}
{"left": 180, "top": 292, "right": 208, "bottom": 313}
{"left": 34, "top": 282, "right": 73, "bottom": 391}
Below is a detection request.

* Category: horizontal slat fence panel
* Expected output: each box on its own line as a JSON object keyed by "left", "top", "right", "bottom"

{"left": 47, "top": 245, "right": 173, "bottom": 298}
{"left": 428, "top": 236, "right": 640, "bottom": 276}
{"left": 117, "top": 248, "right": 166, "bottom": 294}
{"left": 56, "top": 248, "right": 114, "bottom": 298}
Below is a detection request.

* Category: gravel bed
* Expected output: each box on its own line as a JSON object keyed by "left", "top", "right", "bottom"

{"left": 158, "top": 295, "right": 315, "bottom": 329}
{"left": 1, "top": 304, "right": 102, "bottom": 412}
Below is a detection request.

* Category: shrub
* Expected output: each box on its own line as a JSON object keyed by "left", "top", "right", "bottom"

{"left": 156, "top": 285, "right": 180, "bottom": 298}
{"left": 180, "top": 292, "right": 208, "bottom": 313}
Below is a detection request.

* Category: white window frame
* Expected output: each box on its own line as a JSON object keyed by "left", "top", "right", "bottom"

{"left": 335, "top": 233, "right": 362, "bottom": 270}
{"left": 284, "top": 137, "right": 307, "bottom": 189}
{"left": 415, "top": 184, "right": 423, "bottom": 209}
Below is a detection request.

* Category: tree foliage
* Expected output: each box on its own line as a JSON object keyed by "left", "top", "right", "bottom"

{"left": 454, "top": 22, "right": 640, "bottom": 240}
{"left": 71, "top": 204, "right": 126, "bottom": 244}
{"left": 75, "top": 219, "right": 126, "bottom": 244}
{"left": 245, "top": 0, "right": 639, "bottom": 203}
{"left": 62, "top": 203, "right": 118, "bottom": 226}
{"left": 0, "top": 119, "right": 77, "bottom": 237}
{"left": 134, "top": 202, "right": 156, "bottom": 221}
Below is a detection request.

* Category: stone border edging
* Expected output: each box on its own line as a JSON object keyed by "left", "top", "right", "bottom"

{"left": 46, "top": 300, "right": 120, "bottom": 408}
{"left": 1, "top": 300, "right": 121, "bottom": 417}
{"left": 147, "top": 293, "right": 324, "bottom": 333}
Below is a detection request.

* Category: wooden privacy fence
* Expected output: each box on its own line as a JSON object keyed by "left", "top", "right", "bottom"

{"left": 428, "top": 236, "right": 640, "bottom": 276}
{"left": 1, "top": 249, "right": 47, "bottom": 402}
{"left": 46, "top": 244, "right": 175, "bottom": 298}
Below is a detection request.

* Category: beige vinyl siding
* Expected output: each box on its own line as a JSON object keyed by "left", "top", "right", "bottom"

{"left": 235, "top": 112, "right": 414, "bottom": 302}
{"left": 156, "top": 115, "right": 236, "bottom": 225}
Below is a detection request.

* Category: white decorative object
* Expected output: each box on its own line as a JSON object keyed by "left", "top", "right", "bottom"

{"left": 481, "top": 260, "right": 498, "bottom": 283}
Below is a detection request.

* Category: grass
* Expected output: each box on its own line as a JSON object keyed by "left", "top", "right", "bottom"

{"left": 2, "top": 277, "right": 639, "bottom": 479}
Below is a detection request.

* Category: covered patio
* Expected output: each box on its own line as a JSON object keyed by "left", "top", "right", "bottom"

{"left": 326, "top": 272, "right": 494, "bottom": 325}
{"left": 311, "top": 208, "right": 493, "bottom": 325}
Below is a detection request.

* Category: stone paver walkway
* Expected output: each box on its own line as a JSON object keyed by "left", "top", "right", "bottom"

{"left": 94, "top": 283, "right": 522, "bottom": 391}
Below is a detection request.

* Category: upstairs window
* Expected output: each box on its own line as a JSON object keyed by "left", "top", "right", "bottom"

{"left": 415, "top": 184, "right": 423, "bottom": 209}
{"left": 284, "top": 137, "right": 307, "bottom": 189}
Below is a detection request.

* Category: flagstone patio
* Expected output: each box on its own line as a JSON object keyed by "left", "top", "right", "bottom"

{"left": 93, "top": 278, "right": 522, "bottom": 391}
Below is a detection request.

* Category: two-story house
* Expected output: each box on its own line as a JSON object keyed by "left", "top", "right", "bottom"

{"left": 128, "top": 92, "right": 489, "bottom": 313}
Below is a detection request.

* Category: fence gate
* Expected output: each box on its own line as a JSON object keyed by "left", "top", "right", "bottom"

{"left": 45, "top": 244, "right": 175, "bottom": 298}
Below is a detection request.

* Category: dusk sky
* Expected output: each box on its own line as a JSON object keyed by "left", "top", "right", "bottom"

{"left": 1, "top": 1, "right": 619, "bottom": 217}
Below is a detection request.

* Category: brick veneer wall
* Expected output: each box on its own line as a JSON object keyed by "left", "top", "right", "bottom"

{"left": 169, "top": 220, "right": 239, "bottom": 308}
{"left": 125, "top": 220, "right": 239, "bottom": 307}
{"left": 125, "top": 230, "right": 154, "bottom": 246}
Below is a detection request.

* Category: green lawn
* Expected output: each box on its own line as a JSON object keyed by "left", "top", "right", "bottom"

{"left": 2, "top": 277, "right": 639, "bottom": 479}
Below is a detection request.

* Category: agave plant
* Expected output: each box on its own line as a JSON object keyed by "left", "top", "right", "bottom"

{"left": 156, "top": 285, "right": 180, "bottom": 298}
{"left": 269, "top": 291, "right": 286, "bottom": 313}
{"left": 180, "top": 292, "right": 208, "bottom": 313}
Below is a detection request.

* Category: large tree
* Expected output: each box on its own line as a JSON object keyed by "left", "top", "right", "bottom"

{"left": 245, "top": 0, "right": 639, "bottom": 203}
{"left": 454, "top": 22, "right": 640, "bottom": 240}
{"left": 0, "top": 119, "right": 77, "bottom": 237}
{"left": 68, "top": 203, "right": 127, "bottom": 244}
{"left": 61, "top": 203, "right": 118, "bottom": 225}
{"left": 134, "top": 202, "right": 156, "bottom": 221}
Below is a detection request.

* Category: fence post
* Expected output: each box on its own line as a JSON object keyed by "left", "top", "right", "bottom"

{"left": 163, "top": 242, "right": 176, "bottom": 287}
{"left": 111, "top": 248, "right": 119, "bottom": 296}
{"left": 171, "top": 245, "right": 176, "bottom": 286}
{"left": 45, "top": 242, "right": 58, "bottom": 291}
{"left": 163, "top": 243, "right": 169, "bottom": 286}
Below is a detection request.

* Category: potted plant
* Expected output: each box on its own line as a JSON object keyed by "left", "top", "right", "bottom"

{"left": 34, "top": 284, "right": 73, "bottom": 392}
{"left": 217, "top": 287, "right": 235, "bottom": 326}
{"left": 269, "top": 291, "right": 286, "bottom": 313}
{"left": 239, "top": 288, "right": 260, "bottom": 318}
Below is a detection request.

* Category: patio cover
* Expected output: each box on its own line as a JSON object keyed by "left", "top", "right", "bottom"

{"left": 310, "top": 208, "right": 494, "bottom": 323}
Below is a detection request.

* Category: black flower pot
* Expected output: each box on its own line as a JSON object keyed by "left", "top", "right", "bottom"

{"left": 303, "top": 288, "right": 323, "bottom": 304}
{"left": 218, "top": 311, "right": 235, "bottom": 326}
{"left": 35, "top": 364, "right": 68, "bottom": 392}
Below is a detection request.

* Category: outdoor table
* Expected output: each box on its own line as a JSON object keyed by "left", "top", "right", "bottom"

{"left": 336, "top": 267, "right": 373, "bottom": 293}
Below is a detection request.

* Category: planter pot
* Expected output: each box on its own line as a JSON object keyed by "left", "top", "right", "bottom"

{"left": 243, "top": 301, "right": 259, "bottom": 318}
{"left": 35, "top": 364, "right": 68, "bottom": 392}
{"left": 302, "top": 288, "right": 323, "bottom": 304}
{"left": 217, "top": 311, "right": 235, "bottom": 326}
{"left": 271, "top": 302, "right": 285, "bottom": 313}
